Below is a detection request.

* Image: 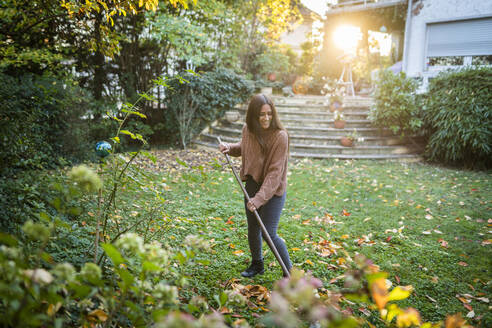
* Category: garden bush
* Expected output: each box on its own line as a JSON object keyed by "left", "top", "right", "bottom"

{"left": 423, "top": 67, "right": 492, "bottom": 168}
{"left": 163, "top": 68, "right": 253, "bottom": 148}
{"left": 369, "top": 70, "right": 423, "bottom": 137}
{"left": 0, "top": 73, "right": 94, "bottom": 175}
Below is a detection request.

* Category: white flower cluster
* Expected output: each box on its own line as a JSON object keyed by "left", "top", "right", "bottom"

{"left": 69, "top": 164, "right": 102, "bottom": 193}
{"left": 153, "top": 282, "right": 179, "bottom": 305}
{"left": 184, "top": 234, "right": 211, "bottom": 252}
{"left": 79, "top": 262, "right": 102, "bottom": 283}
{"left": 22, "top": 220, "right": 51, "bottom": 243}
{"left": 225, "top": 289, "right": 247, "bottom": 307}
{"left": 115, "top": 232, "right": 145, "bottom": 255}
{"left": 144, "top": 241, "right": 169, "bottom": 267}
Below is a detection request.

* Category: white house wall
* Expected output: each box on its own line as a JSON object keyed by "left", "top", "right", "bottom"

{"left": 280, "top": 24, "right": 312, "bottom": 54}
{"left": 404, "top": 0, "right": 492, "bottom": 79}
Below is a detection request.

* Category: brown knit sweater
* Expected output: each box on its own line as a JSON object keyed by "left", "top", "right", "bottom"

{"left": 228, "top": 125, "right": 288, "bottom": 208}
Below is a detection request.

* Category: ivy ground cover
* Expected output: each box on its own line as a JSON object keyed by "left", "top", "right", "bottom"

{"left": 132, "top": 150, "right": 491, "bottom": 326}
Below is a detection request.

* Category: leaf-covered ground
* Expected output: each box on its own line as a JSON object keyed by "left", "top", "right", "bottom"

{"left": 120, "top": 149, "right": 492, "bottom": 326}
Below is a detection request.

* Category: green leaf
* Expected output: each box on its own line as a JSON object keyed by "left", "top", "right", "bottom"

{"left": 176, "top": 157, "right": 188, "bottom": 167}
{"left": 344, "top": 293, "right": 369, "bottom": 302}
{"left": 187, "top": 304, "right": 199, "bottom": 313}
{"left": 70, "top": 282, "right": 92, "bottom": 298}
{"left": 141, "top": 151, "right": 157, "bottom": 163}
{"left": 152, "top": 309, "right": 169, "bottom": 322}
{"left": 116, "top": 268, "right": 135, "bottom": 287}
{"left": 121, "top": 108, "right": 147, "bottom": 119}
{"left": 175, "top": 251, "right": 186, "bottom": 264}
{"left": 0, "top": 232, "right": 18, "bottom": 246}
{"left": 101, "top": 243, "right": 125, "bottom": 266}
{"left": 138, "top": 92, "right": 157, "bottom": 102}
{"left": 38, "top": 212, "right": 51, "bottom": 222}
{"left": 120, "top": 130, "right": 136, "bottom": 139}
{"left": 142, "top": 261, "right": 162, "bottom": 272}
{"left": 41, "top": 251, "right": 54, "bottom": 264}
{"left": 219, "top": 291, "right": 228, "bottom": 306}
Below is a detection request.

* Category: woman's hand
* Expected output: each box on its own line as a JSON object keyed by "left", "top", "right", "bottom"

{"left": 219, "top": 142, "right": 230, "bottom": 154}
{"left": 247, "top": 201, "right": 256, "bottom": 213}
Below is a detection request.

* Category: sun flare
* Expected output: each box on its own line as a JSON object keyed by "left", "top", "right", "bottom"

{"left": 333, "top": 25, "right": 362, "bottom": 54}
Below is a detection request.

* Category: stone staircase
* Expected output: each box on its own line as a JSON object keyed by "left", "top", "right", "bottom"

{"left": 193, "top": 95, "right": 423, "bottom": 160}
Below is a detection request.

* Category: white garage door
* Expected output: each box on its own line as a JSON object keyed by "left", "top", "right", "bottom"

{"left": 426, "top": 16, "right": 492, "bottom": 57}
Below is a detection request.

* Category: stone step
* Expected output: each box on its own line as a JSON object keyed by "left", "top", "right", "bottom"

{"left": 234, "top": 107, "right": 368, "bottom": 120}
{"left": 222, "top": 118, "right": 371, "bottom": 128}
{"left": 213, "top": 123, "right": 388, "bottom": 137}
{"left": 237, "top": 104, "right": 371, "bottom": 114}
{"left": 194, "top": 95, "right": 422, "bottom": 160}
{"left": 199, "top": 132, "right": 418, "bottom": 147}
{"left": 290, "top": 143, "right": 421, "bottom": 156}
{"left": 193, "top": 140, "right": 422, "bottom": 159}
{"left": 290, "top": 152, "right": 422, "bottom": 161}
{"left": 270, "top": 95, "right": 374, "bottom": 108}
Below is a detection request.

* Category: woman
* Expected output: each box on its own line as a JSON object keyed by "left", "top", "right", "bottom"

{"left": 219, "top": 93, "right": 292, "bottom": 278}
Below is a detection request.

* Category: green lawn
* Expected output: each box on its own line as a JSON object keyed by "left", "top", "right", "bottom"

{"left": 137, "top": 154, "right": 491, "bottom": 326}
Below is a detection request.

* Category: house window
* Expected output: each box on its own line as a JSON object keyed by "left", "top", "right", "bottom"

{"left": 472, "top": 55, "right": 492, "bottom": 65}
{"left": 425, "top": 17, "right": 492, "bottom": 71}
{"left": 427, "top": 56, "right": 463, "bottom": 67}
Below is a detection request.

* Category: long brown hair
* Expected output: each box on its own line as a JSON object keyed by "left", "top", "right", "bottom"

{"left": 245, "top": 94, "right": 286, "bottom": 153}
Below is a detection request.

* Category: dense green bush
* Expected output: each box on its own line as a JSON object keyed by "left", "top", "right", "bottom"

{"left": 0, "top": 73, "right": 94, "bottom": 175}
{"left": 369, "top": 70, "right": 423, "bottom": 137}
{"left": 163, "top": 68, "right": 253, "bottom": 148}
{"left": 423, "top": 67, "right": 492, "bottom": 168}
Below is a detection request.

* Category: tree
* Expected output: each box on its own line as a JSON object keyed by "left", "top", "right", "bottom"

{"left": 234, "top": 0, "right": 302, "bottom": 74}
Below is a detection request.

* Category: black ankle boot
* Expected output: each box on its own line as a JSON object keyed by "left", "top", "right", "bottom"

{"left": 241, "top": 260, "right": 264, "bottom": 278}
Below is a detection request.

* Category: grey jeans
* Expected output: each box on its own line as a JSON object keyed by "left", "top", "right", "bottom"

{"left": 244, "top": 176, "right": 292, "bottom": 270}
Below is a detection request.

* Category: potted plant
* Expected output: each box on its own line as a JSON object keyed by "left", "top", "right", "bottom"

{"left": 340, "top": 129, "right": 359, "bottom": 147}
{"left": 225, "top": 110, "right": 240, "bottom": 123}
{"left": 329, "top": 94, "right": 343, "bottom": 112}
{"left": 333, "top": 111, "right": 346, "bottom": 129}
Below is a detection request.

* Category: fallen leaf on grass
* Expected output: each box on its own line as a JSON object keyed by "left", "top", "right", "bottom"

{"left": 232, "top": 250, "right": 244, "bottom": 256}
{"left": 444, "top": 313, "right": 467, "bottom": 328}
{"left": 458, "top": 261, "right": 468, "bottom": 266}
{"left": 342, "top": 209, "right": 351, "bottom": 216}
{"left": 358, "top": 307, "right": 371, "bottom": 316}
{"left": 329, "top": 274, "right": 345, "bottom": 284}
{"left": 240, "top": 285, "right": 270, "bottom": 302}
{"left": 438, "top": 239, "right": 449, "bottom": 248}
{"left": 88, "top": 309, "right": 108, "bottom": 322}
{"left": 220, "top": 306, "right": 231, "bottom": 314}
